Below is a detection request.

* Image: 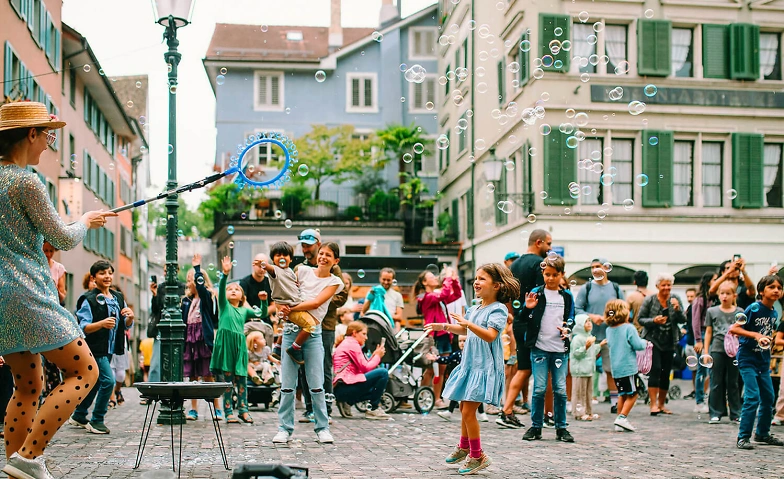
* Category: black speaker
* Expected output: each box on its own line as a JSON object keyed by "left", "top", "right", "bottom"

{"left": 231, "top": 464, "right": 308, "bottom": 478}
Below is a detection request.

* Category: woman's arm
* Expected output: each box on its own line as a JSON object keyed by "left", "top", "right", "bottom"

{"left": 346, "top": 341, "right": 381, "bottom": 374}
{"left": 18, "top": 174, "right": 87, "bottom": 250}
{"left": 56, "top": 274, "right": 67, "bottom": 304}
{"left": 691, "top": 297, "right": 705, "bottom": 343}
{"left": 636, "top": 296, "right": 656, "bottom": 327}
{"left": 290, "top": 284, "right": 340, "bottom": 313}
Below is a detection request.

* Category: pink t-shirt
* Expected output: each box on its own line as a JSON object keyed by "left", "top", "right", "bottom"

{"left": 49, "top": 260, "right": 66, "bottom": 283}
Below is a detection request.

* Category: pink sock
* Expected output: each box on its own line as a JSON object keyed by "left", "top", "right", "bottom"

{"left": 468, "top": 438, "right": 482, "bottom": 458}
{"left": 459, "top": 436, "right": 469, "bottom": 449}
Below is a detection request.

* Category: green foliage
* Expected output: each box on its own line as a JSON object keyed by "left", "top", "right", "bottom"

{"left": 281, "top": 183, "right": 312, "bottom": 217}
{"left": 177, "top": 264, "right": 219, "bottom": 285}
{"left": 398, "top": 172, "right": 439, "bottom": 209}
{"left": 376, "top": 123, "right": 434, "bottom": 171}
{"left": 352, "top": 170, "right": 387, "bottom": 198}
{"left": 368, "top": 190, "right": 400, "bottom": 221}
{"left": 292, "top": 125, "right": 381, "bottom": 200}
{"left": 437, "top": 211, "right": 455, "bottom": 240}
{"left": 343, "top": 205, "right": 364, "bottom": 220}
{"left": 149, "top": 197, "right": 213, "bottom": 238}
{"left": 303, "top": 199, "right": 338, "bottom": 208}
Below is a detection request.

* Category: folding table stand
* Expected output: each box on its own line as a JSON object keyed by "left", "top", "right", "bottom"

{"left": 134, "top": 382, "right": 232, "bottom": 478}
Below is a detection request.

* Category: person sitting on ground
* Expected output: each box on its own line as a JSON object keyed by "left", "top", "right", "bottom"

{"left": 332, "top": 321, "right": 389, "bottom": 420}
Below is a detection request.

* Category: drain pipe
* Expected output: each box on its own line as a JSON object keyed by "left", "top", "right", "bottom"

{"left": 469, "top": 0, "right": 476, "bottom": 276}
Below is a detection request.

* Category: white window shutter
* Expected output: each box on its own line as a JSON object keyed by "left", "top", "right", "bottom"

{"left": 422, "top": 154, "right": 437, "bottom": 174}
{"left": 258, "top": 75, "right": 268, "bottom": 106}
{"left": 414, "top": 31, "right": 422, "bottom": 56}
{"left": 270, "top": 76, "right": 280, "bottom": 105}
{"left": 414, "top": 82, "right": 423, "bottom": 108}
{"left": 351, "top": 78, "right": 360, "bottom": 107}
{"left": 426, "top": 78, "right": 436, "bottom": 105}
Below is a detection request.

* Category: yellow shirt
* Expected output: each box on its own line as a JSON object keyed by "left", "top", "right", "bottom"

{"left": 140, "top": 337, "right": 154, "bottom": 366}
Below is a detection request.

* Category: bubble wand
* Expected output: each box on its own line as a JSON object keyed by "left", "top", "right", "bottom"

{"left": 108, "top": 133, "right": 298, "bottom": 213}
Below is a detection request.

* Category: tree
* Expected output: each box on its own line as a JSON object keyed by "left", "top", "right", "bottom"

{"left": 148, "top": 197, "right": 213, "bottom": 239}
{"left": 196, "top": 182, "right": 260, "bottom": 229}
{"left": 293, "top": 125, "right": 380, "bottom": 200}
{"left": 376, "top": 123, "right": 434, "bottom": 182}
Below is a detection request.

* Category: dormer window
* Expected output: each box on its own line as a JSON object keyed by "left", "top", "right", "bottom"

{"left": 286, "top": 31, "right": 303, "bottom": 41}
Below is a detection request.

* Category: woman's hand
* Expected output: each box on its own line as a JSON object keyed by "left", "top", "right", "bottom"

{"left": 277, "top": 304, "right": 290, "bottom": 318}
{"left": 669, "top": 297, "right": 680, "bottom": 311}
{"left": 654, "top": 315, "right": 667, "bottom": 325}
{"left": 221, "top": 256, "right": 232, "bottom": 275}
{"left": 102, "top": 317, "right": 116, "bottom": 329}
{"left": 373, "top": 344, "right": 386, "bottom": 357}
{"left": 524, "top": 292, "right": 538, "bottom": 309}
{"left": 81, "top": 210, "right": 118, "bottom": 230}
{"left": 557, "top": 326, "right": 570, "bottom": 340}
{"left": 192, "top": 254, "right": 202, "bottom": 267}
{"left": 121, "top": 307, "right": 134, "bottom": 321}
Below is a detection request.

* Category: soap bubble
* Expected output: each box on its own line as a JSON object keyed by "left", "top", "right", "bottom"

{"left": 298, "top": 164, "right": 309, "bottom": 176}
{"left": 614, "top": 61, "right": 630, "bottom": 75}
{"left": 315, "top": 71, "right": 327, "bottom": 82}
{"left": 649, "top": 136, "right": 659, "bottom": 146}
{"left": 357, "top": 269, "right": 366, "bottom": 279}
{"left": 578, "top": 11, "right": 590, "bottom": 23}
{"left": 196, "top": 276, "right": 205, "bottom": 286}
{"left": 216, "top": 75, "right": 225, "bottom": 85}
{"left": 735, "top": 312, "right": 748, "bottom": 325}
{"left": 644, "top": 9, "right": 654, "bottom": 18}
{"left": 699, "top": 355, "right": 714, "bottom": 368}
{"left": 83, "top": 64, "right": 91, "bottom": 72}
{"left": 636, "top": 174, "right": 649, "bottom": 187}
{"left": 513, "top": 300, "right": 521, "bottom": 308}
{"left": 372, "top": 31, "right": 383, "bottom": 42}
{"left": 227, "top": 225, "right": 235, "bottom": 234}
{"left": 726, "top": 189, "right": 738, "bottom": 200}
{"left": 229, "top": 241, "right": 235, "bottom": 249}
{"left": 644, "top": 84, "right": 658, "bottom": 97}
{"left": 284, "top": 219, "right": 292, "bottom": 229}
{"left": 628, "top": 100, "right": 646, "bottom": 116}
{"left": 96, "top": 294, "right": 106, "bottom": 305}
{"left": 622, "top": 199, "right": 635, "bottom": 211}
{"left": 685, "top": 356, "right": 699, "bottom": 368}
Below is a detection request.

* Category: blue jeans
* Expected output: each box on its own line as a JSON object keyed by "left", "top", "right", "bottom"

{"left": 530, "top": 348, "right": 568, "bottom": 429}
{"left": 737, "top": 363, "right": 775, "bottom": 440}
{"left": 334, "top": 368, "right": 389, "bottom": 409}
{"left": 148, "top": 339, "right": 161, "bottom": 382}
{"left": 278, "top": 324, "right": 329, "bottom": 434}
{"left": 73, "top": 355, "right": 115, "bottom": 424}
{"left": 695, "top": 362, "right": 709, "bottom": 405}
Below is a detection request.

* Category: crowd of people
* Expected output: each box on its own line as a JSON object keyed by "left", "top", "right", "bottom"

{"left": 1, "top": 102, "right": 784, "bottom": 478}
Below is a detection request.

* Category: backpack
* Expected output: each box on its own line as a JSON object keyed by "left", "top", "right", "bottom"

{"left": 585, "top": 280, "right": 621, "bottom": 301}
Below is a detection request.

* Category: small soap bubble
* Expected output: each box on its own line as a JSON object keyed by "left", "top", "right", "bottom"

{"left": 644, "top": 9, "right": 654, "bottom": 18}
{"left": 644, "top": 84, "right": 658, "bottom": 97}
{"left": 699, "top": 355, "right": 714, "bottom": 368}
{"left": 167, "top": 144, "right": 174, "bottom": 154}
{"left": 284, "top": 219, "right": 292, "bottom": 229}
{"left": 83, "top": 64, "right": 91, "bottom": 72}
{"left": 513, "top": 300, "right": 521, "bottom": 309}
{"left": 216, "top": 75, "right": 225, "bottom": 85}
{"left": 357, "top": 269, "right": 366, "bottom": 279}
{"left": 735, "top": 312, "right": 748, "bottom": 325}
{"left": 622, "top": 199, "right": 635, "bottom": 211}
{"left": 298, "top": 164, "right": 309, "bottom": 176}
{"left": 228, "top": 241, "right": 235, "bottom": 249}
{"left": 196, "top": 276, "right": 205, "bottom": 286}
{"left": 685, "top": 356, "right": 699, "bottom": 368}
{"left": 208, "top": 263, "right": 215, "bottom": 271}
{"left": 315, "top": 70, "right": 327, "bottom": 82}
{"left": 726, "top": 189, "right": 738, "bottom": 200}
{"left": 96, "top": 294, "right": 106, "bottom": 305}
{"left": 636, "top": 174, "right": 649, "bottom": 187}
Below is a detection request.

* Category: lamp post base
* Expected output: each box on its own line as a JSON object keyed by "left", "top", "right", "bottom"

{"left": 156, "top": 401, "right": 186, "bottom": 425}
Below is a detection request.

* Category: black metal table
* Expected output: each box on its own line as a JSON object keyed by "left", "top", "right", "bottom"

{"left": 134, "top": 382, "right": 232, "bottom": 477}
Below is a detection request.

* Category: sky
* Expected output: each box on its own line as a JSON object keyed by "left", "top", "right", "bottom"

{"left": 62, "top": 0, "right": 437, "bottom": 207}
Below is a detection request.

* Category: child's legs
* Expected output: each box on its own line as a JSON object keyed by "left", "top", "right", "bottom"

{"left": 571, "top": 377, "right": 589, "bottom": 417}
{"left": 293, "top": 330, "right": 311, "bottom": 348}
{"left": 755, "top": 368, "right": 775, "bottom": 438}
{"left": 234, "top": 375, "right": 248, "bottom": 414}
{"left": 460, "top": 401, "right": 481, "bottom": 438}
{"left": 88, "top": 356, "right": 115, "bottom": 424}
{"left": 529, "top": 349, "right": 549, "bottom": 428}
{"left": 737, "top": 366, "right": 761, "bottom": 439}
{"left": 549, "top": 353, "right": 568, "bottom": 429}
{"left": 544, "top": 374, "right": 553, "bottom": 419}
{"left": 214, "top": 371, "right": 234, "bottom": 416}
{"left": 708, "top": 351, "right": 728, "bottom": 418}
{"left": 585, "top": 377, "right": 593, "bottom": 415}
{"left": 620, "top": 394, "right": 638, "bottom": 417}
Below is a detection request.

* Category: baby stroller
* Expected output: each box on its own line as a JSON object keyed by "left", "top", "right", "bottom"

{"left": 346, "top": 311, "right": 435, "bottom": 415}
{"left": 244, "top": 321, "right": 280, "bottom": 410}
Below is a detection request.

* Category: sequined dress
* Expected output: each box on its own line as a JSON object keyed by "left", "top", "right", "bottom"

{"left": 0, "top": 164, "right": 87, "bottom": 355}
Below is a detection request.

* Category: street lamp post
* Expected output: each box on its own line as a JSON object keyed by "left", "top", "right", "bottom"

{"left": 153, "top": 0, "right": 194, "bottom": 426}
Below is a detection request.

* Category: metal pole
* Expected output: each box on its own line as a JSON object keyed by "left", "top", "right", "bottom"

{"left": 157, "top": 15, "right": 186, "bottom": 426}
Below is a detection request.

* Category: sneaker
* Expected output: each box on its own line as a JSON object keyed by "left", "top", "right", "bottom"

{"left": 316, "top": 429, "right": 334, "bottom": 444}
{"left": 299, "top": 411, "right": 314, "bottom": 423}
{"left": 437, "top": 410, "right": 453, "bottom": 421}
{"left": 484, "top": 405, "right": 501, "bottom": 415}
{"left": 477, "top": 412, "right": 489, "bottom": 422}
{"left": 772, "top": 418, "right": 783, "bottom": 426}
{"left": 512, "top": 405, "right": 529, "bottom": 415}
{"left": 614, "top": 416, "right": 636, "bottom": 432}
{"left": 272, "top": 430, "right": 291, "bottom": 444}
{"left": 522, "top": 427, "right": 542, "bottom": 441}
{"left": 435, "top": 399, "right": 449, "bottom": 410}
{"left": 186, "top": 410, "right": 198, "bottom": 421}
{"left": 458, "top": 453, "right": 492, "bottom": 475}
{"left": 2, "top": 452, "right": 54, "bottom": 479}
{"left": 496, "top": 413, "right": 524, "bottom": 429}
{"left": 737, "top": 438, "right": 754, "bottom": 450}
{"left": 543, "top": 416, "right": 555, "bottom": 429}
{"left": 286, "top": 346, "right": 305, "bottom": 365}
{"left": 694, "top": 403, "right": 709, "bottom": 414}
{"left": 86, "top": 421, "right": 110, "bottom": 434}
{"left": 336, "top": 401, "right": 353, "bottom": 418}
{"left": 684, "top": 391, "right": 696, "bottom": 400}
{"left": 68, "top": 417, "right": 88, "bottom": 429}
{"left": 365, "top": 408, "right": 390, "bottom": 420}
{"left": 614, "top": 425, "right": 624, "bottom": 432}
{"left": 753, "top": 434, "right": 784, "bottom": 446}
{"left": 709, "top": 417, "right": 721, "bottom": 424}
{"left": 250, "top": 375, "right": 263, "bottom": 386}
{"left": 445, "top": 446, "right": 469, "bottom": 464}
{"left": 555, "top": 428, "right": 575, "bottom": 442}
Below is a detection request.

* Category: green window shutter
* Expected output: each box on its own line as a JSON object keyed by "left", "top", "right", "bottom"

{"left": 54, "top": 29, "right": 60, "bottom": 71}
{"left": 543, "top": 131, "right": 577, "bottom": 205}
{"left": 641, "top": 130, "right": 674, "bottom": 207}
{"left": 729, "top": 23, "right": 760, "bottom": 80}
{"left": 731, "top": 133, "right": 764, "bottom": 208}
{"left": 539, "top": 14, "right": 570, "bottom": 72}
{"left": 4, "top": 42, "right": 12, "bottom": 98}
{"left": 637, "top": 19, "right": 671, "bottom": 77}
{"left": 444, "top": 64, "right": 450, "bottom": 98}
{"left": 44, "top": 13, "right": 52, "bottom": 61}
{"left": 702, "top": 24, "right": 729, "bottom": 79}
{"left": 497, "top": 59, "right": 505, "bottom": 105}
{"left": 26, "top": 0, "right": 34, "bottom": 31}
{"left": 84, "top": 89, "right": 89, "bottom": 122}
{"left": 519, "top": 32, "right": 529, "bottom": 87}
{"left": 451, "top": 198, "right": 459, "bottom": 239}
{"left": 466, "top": 188, "right": 474, "bottom": 239}
{"left": 495, "top": 171, "right": 509, "bottom": 226}
{"left": 38, "top": 1, "right": 46, "bottom": 46}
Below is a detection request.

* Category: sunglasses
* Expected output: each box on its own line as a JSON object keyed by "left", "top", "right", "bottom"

{"left": 45, "top": 131, "right": 57, "bottom": 147}
{"left": 298, "top": 234, "right": 318, "bottom": 242}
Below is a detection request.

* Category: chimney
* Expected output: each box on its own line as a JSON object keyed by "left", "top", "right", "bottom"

{"left": 379, "top": 0, "right": 399, "bottom": 27}
{"left": 329, "top": 0, "right": 343, "bottom": 51}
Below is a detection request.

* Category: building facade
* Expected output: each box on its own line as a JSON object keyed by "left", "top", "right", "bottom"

{"left": 437, "top": 0, "right": 784, "bottom": 288}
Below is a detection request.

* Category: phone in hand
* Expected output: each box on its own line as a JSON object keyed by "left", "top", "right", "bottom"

{"left": 733, "top": 254, "right": 741, "bottom": 262}
{"left": 380, "top": 338, "right": 386, "bottom": 348}
{"left": 150, "top": 275, "right": 157, "bottom": 284}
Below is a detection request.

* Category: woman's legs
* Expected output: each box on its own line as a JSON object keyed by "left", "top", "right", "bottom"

{"left": 4, "top": 339, "right": 98, "bottom": 459}
{"left": 277, "top": 332, "right": 298, "bottom": 434}
{"left": 657, "top": 351, "right": 674, "bottom": 411}
{"left": 300, "top": 333, "right": 328, "bottom": 431}
{"left": 648, "top": 346, "right": 664, "bottom": 412}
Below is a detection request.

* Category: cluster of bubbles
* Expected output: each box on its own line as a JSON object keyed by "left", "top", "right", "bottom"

{"left": 685, "top": 355, "right": 714, "bottom": 369}
{"left": 402, "top": 142, "right": 426, "bottom": 164}
{"left": 404, "top": 64, "right": 427, "bottom": 84}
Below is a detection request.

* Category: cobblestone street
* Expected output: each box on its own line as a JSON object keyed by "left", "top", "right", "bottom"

{"left": 2, "top": 380, "right": 782, "bottom": 478}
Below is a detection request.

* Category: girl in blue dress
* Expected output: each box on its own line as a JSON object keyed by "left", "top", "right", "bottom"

{"left": 426, "top": 263, "right": 519, "bottom": 476}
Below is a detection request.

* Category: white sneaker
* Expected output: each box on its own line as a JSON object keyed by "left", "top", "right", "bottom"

{"left": 694, "top": 404, "right": 709, "bottom": 414}
{"left": 613, "top": 416, "right": 636, "bottom": 432}
{"left": 437, "top": 410, "right": 452, "bottom": 421}
{"left": 2, "top": 452, "right": 55, "bottom": 479}
{"left": 477, "top": 412, "right": 489, "bottom": 422}
{"left": 316, "top": 429, "right": 334, "bottom": 444}
{"left": 272, "top": 430, "right": 291, "bottom": 444}
{"left": 365, "top": 408, "right": 390, "bottom": 420}
{"left": 614, "top": 425, "right": 624, "bottom": 432}
{"left": 566, "top": 401, "right": 572, "bottom": 413}
{"left": 709, "top": 417, "right": 721, "bottom": 424}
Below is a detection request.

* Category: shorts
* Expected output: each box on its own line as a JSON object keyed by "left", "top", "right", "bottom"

{"left": 435, "top": 334, "right": 452, "bottom": 355}
{"left": 613, "top": 375, "right": 637, "bottom": 396}
{"left": 513, "top": 320, "right": 531, "bottom": 370}
{"left": 506, "top": 355, "right": 518, "bottom": 366}
{"left": 285, "top": 311, "right": 318, "bottom": 333}
{"left": 600, "top": 343, "right": 612, "bottom": 374}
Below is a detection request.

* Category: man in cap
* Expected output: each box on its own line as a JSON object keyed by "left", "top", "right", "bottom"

{"left": 504, "top": 252, "right": 520, "bottom": 269}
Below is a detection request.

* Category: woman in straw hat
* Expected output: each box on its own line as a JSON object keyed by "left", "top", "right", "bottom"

{"left": 0, "top": 101, "right": 115, "bottom": 479}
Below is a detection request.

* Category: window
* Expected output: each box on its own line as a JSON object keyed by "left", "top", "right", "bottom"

{"left": 578, "top": 138, "right": 603, "bottom": 205}
{"left": 68, "top": 135, "right": 75, "bottom": 172}
{"left": 605, "top": 25, "right": 627, "bottom": 75}
{"left": 457, "top": 112, "right": 468, "bottom": 154}
{"left": 543, "top": 132, "right": 578, "bottom": 206}
{"left": 254, "top": 72, "right": 283, "bottom": 111}
{"left": 611, "top": 140, "right": 633, "bottom": 205}
{"left": 761, "top": 32, "right": 782, "bottom": 81}
{"left": 702, "top": 143, "right": 723, "bottom": 207}
{"left": 417, "top": 147, "right": 438, "bottom": 178}
{"left": 252, "top": 130, "right": 287, "bottom": 167}
{"left": 439, "top": 131, "right": 450, "bottom": 171}
{"left": 672, "top": 28, "right": 693, "bottom": 77}
{"left": 638, "top": 19, "right": 672, "bottom": 77}
{"left": 673, "top": 141, "right": 694, "bottom": 206}
{"left": 346, "top": 73, "right": 377, "bottom": 112}
{"left": 4, "top": 42, "right": 30, "bottom": 100}
{"left": 32, "top": 0, "right": 42, "bottom": 46}
{"left": 409, "top": 75, "right": 437, "bottom": 112}
{"left": 494, "top": 169, "right": 508, "bottom": 227}
{"left": 345, "top": 245, "right": 368, "bottom": 255}
{"left": 410, "top": 27, "right": 437, "bottom": 59}
{"left": 120, "top": 226, "right": 132, "bottom": 257}
{"left": 764, "top": 144, "right": 783, "bottom": 208}
{"left": 444, "top": 64, "right": 451, "bottom": 99}
{"left": 572, "top": 23, "right": 596, "bottom": 74}
{"left": 69, "top": 67, "right": 76, "bottom": 107}
{"left": 10, "top": 0, "right": 24, "bottom": 18}
{"left": 540, "top": 14, "right": 570, "bottom": 72}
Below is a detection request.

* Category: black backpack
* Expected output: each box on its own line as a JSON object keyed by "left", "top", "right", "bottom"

{"left": 584, "top": 280, "right": 621, "bottom": 301}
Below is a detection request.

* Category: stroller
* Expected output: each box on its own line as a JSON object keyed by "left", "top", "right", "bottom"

{"left": 343, "top": 311, "right": 435, "bottom": 415}
{"left": 244, "top": 321, "right": 280, "bottom": 410}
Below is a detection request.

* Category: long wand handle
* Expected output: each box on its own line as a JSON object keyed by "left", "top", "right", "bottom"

{"left": 108, "top": 169, "right": 236, "bottom": 213}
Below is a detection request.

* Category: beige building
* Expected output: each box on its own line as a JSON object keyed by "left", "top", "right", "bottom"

{"left": 436, "top": 0, "right": 784, "bottom": 288}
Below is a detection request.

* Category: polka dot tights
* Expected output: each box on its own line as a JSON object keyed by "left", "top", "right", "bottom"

{"left": 3, "top": 339, "right": 98, "bottom": 459}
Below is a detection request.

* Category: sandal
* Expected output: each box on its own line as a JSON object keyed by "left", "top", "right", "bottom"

{"left": 108, "top": 400, "right": 117, "bottom": 409}
{"left": 578, "top": 414, "right": 592, "bottom": 421}
{"left": 227, "top": 415, "right": 240, "bottom": 424}
{"left": 116, "top": 391, "right": 125, "bottom": 405}
{"left": 239, "top": 413, "right": 254, "bottom": 424}
{"left": 660, "top": 408, "right": 673, "bottom": 415}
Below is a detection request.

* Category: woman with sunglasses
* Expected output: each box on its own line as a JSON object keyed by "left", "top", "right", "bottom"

{"left": 0, "top": 102, "right": 115, "bottom": 479}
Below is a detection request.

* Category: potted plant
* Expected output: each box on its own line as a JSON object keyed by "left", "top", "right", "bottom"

{"left": 303, "top": 199, "right": 338, "bottom": 218}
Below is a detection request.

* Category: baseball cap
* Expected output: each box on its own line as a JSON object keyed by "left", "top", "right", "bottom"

{"left": 298, "top": 228, "right": 321, "bottom": 245}
{"left": 504, "top": 252, "right": 520, "bottom": 262}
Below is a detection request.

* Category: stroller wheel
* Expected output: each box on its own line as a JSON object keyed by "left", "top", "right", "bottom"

{"left": 354, "top": 401, "right": 370, "bottom": 413}
{"left": 668, "top": 385, "right": 681, "bottom": 400}
{"left": 380, "top": 393, "right": 397, "bottom": 414}
{"left": 413, "top": 386, "right": 435, "bottom": 414}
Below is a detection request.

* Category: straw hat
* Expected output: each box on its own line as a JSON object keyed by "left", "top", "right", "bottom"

{"left": 0, "top": 102, "right": 66, "bottom": 132}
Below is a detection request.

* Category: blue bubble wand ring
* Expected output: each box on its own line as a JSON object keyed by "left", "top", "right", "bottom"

{"left": 108, "top": 133, "right": 297, "bottom": 213}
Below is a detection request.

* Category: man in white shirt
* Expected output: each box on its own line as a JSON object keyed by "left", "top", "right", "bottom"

{"left": 362, "top": 268, "right": 404, "bottom": 327}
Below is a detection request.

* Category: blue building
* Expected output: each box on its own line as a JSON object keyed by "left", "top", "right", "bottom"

{"left": 203, "top": 1, "right": 440, "bottom": 213}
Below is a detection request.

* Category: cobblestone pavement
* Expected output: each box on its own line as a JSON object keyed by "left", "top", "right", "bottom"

{"left": 2, "top": 380, "right": 782, "bottom": 478}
